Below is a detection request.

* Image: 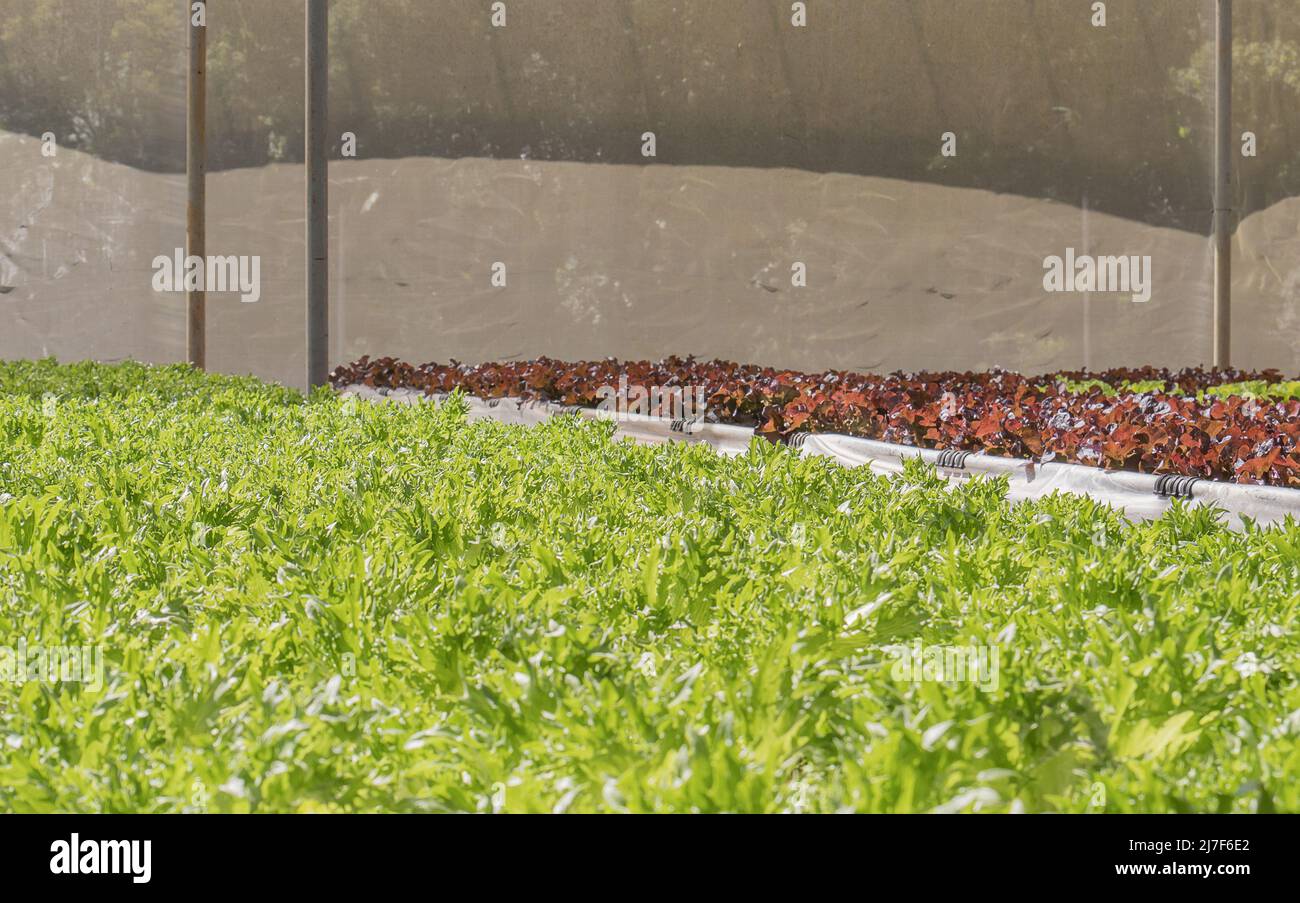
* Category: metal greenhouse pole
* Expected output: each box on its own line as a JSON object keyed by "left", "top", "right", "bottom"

{"left": 1213, "top": 0, "right": 1233, "bottom": 369}
{"left": 306, "top": 0, "right": 330, "bottom": 390}
{"left": 187, "top": 1, "right": 207, "bottom": 370}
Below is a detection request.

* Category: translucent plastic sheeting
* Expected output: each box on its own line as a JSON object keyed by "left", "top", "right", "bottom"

{"left": 8, "top": 1, "right": 1294, "bottom": 389}
{"left": 329, "top": 0, "right": 1223, "bottom": 381}
{"left": 0, "top": 0, "right": 186, "bottom": 368}
{"left": 1231, "top": 0, "right": 1300, "bottom": 374}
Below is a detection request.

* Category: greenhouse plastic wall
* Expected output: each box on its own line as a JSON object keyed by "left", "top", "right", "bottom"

{"left": 328, "top": 0, "right": 1221, "bottom": 383}
{"left": 0, "top": 0, "right": 186, "bottom": 369}
{"left": 328, "top": 0, "right": 1222, "bottom": 382}
{"left": 1233, "top": 0, "right": 1300, "bottom": 375}
{"left": 5, "top": 0, "right": 1297, "bottom": 391}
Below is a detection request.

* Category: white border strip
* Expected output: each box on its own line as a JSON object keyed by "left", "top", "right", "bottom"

{"left": 797, "top": 433, "right": 1300, "bottom": 526}
{"left": 339, "top": 385, "right": 1300, "bottom": 527}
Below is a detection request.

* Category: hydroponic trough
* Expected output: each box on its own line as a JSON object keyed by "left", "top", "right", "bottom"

{"left": 339, "top": 384, "right": 1300, "bottom": 528}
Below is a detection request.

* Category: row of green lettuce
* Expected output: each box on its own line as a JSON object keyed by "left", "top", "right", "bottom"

{"left": 0, "top": 360, "right": 1297, "bottom": 812}
{"left": 1051, "top": 376, "right": 1300, "bottom": 402}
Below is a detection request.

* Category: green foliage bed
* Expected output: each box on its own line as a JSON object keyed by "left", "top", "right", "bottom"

{"left": 0, "top": 360, "right": 1297, "bottom": 812}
